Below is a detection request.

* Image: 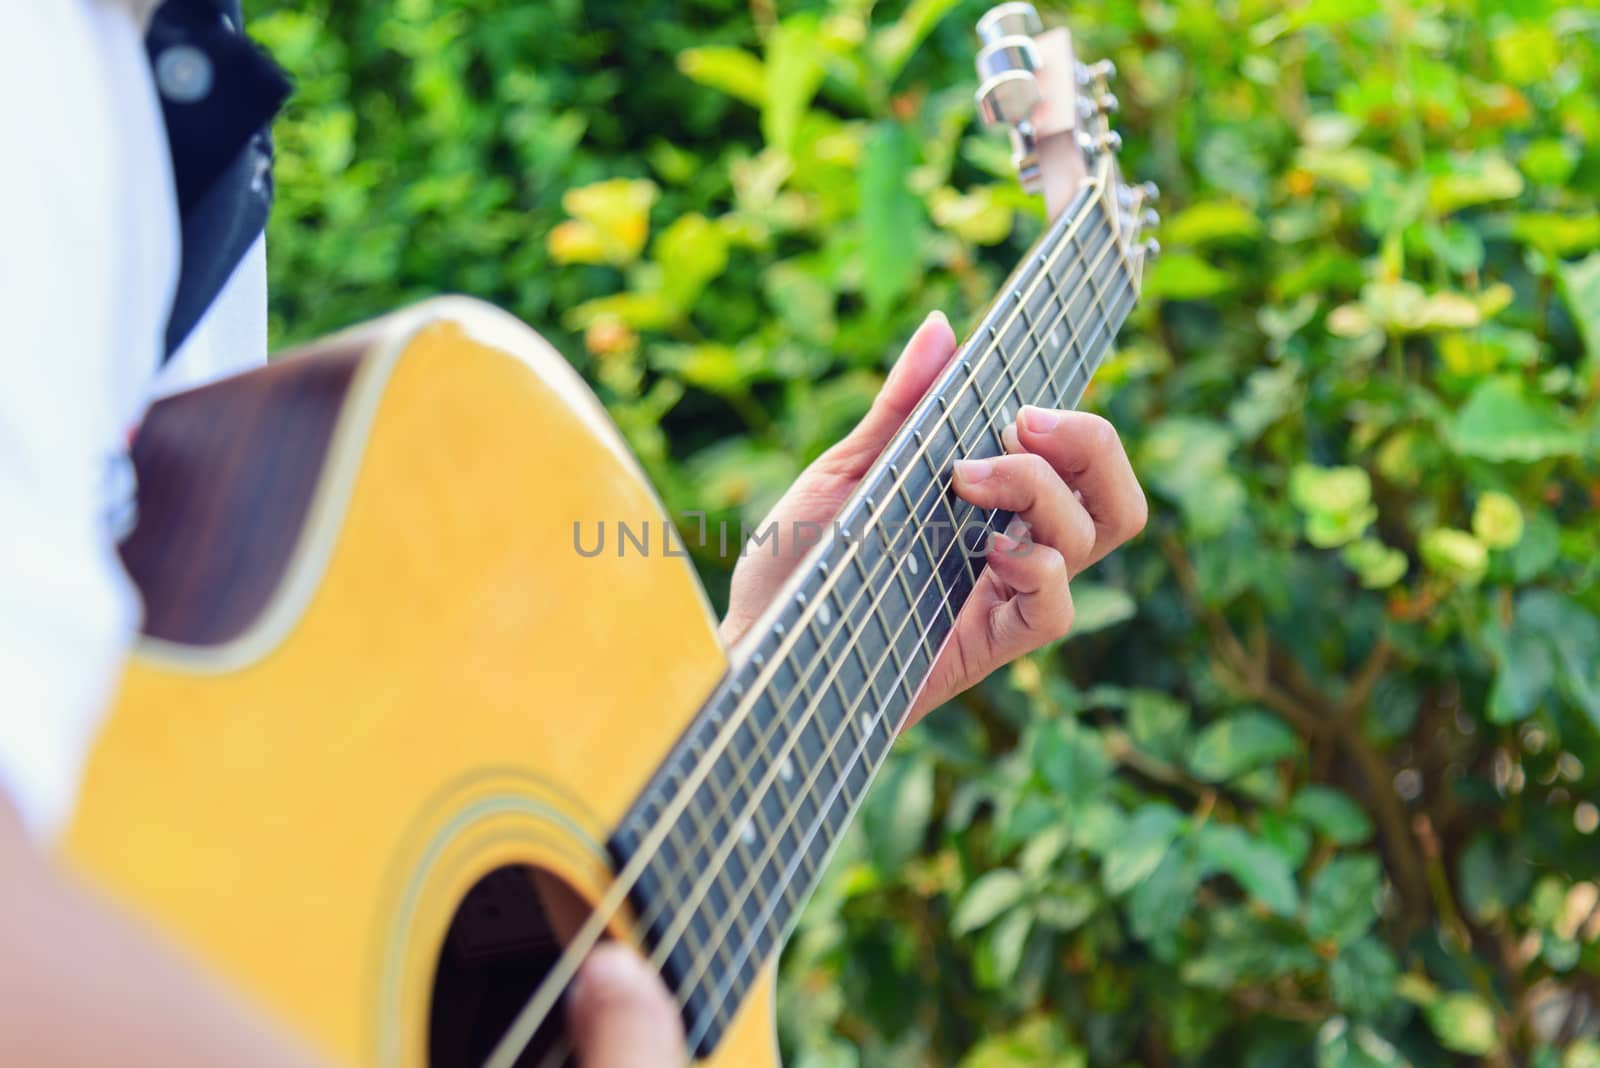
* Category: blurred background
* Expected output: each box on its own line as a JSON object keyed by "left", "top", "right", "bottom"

{"left": 250, "top": 1, "right": 1600, "bottom": 1064}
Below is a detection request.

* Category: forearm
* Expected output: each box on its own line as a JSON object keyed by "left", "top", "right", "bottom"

{"left": 0, "top": 803, "right": 328, "bottom": 1068}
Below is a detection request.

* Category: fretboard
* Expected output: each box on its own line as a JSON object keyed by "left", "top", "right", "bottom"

{"left": 609, "top": 183, "right": 1137, "bottom": 1055}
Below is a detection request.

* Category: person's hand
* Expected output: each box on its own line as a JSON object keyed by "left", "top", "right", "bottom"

{"left": 568, "top": 944, "right": 687, "bottom": 1067}
{"left": 721, "top": 310, "right": 1147, "bottom": 726}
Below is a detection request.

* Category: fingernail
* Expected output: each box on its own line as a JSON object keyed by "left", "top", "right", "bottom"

{"left": 990, "top": 531, "right": 1018, "bottom": 554}
{"left": 1021, "top": 406, "right": 1060, "bottom": 433}
{"left": 1001, "top": 424, "right": 1022, "bottom": 454}
{"left": 1005, "top": 517, "right": 1032, "bottom": 541}
{"left": 573, "top": 944, "right": 648, "bottom": 1009}
{"left": 956, "top": 459, "right": 994, "bottom": 483}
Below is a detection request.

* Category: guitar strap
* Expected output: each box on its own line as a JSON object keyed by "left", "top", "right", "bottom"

{"left": 145, "top": 0, "right": 292, "bottom": 361}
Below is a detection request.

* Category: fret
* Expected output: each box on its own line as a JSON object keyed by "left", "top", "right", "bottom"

{"left": 1011, "top": 285, "right": 1051, "bottom": 406}
{"left": 811, "top": 594, "right": 874, "bottom": 807}
{"left": 741, "top": 698, "right": 805, "bottom": 923}
{"left": 638, "top": 794, "right": 721, "bottom": 985}
{"left": 784, "top": 649, "right": 843, "bottom": 887}
{"left": 768, "top": 631, "right": 824, "bottom": 884}
{"left": 962, "top": 350, "right": 1008, "bottom": 451}
{"left": 712, "top": 723, "right": 764, "bottom": 993}
{"left": 891, "top": 465, "right": 959, "bottom": 637}
{"left": 996, "top": 300, "right": 1028, "bottom": 427}
{"left": 849, "top": 537, "right": 918, "bottom": 715}
{"left": 814, "top": 580, "right": 868, "bottom": 805}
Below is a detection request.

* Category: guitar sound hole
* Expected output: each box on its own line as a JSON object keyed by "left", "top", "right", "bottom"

{"left": 429, "top": 865, "right": 585, "bottom": 1068}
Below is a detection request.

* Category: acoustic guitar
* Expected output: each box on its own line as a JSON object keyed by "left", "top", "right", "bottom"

{"left": 63, "top": 5, "right": 1156, "bottom": 1065}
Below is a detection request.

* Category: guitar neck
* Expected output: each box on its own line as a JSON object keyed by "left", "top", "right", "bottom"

{"left": 610, "top": 181, "right": 1138, "bottom": 1054}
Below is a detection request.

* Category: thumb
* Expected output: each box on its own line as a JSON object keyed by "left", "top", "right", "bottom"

{"left": 822, "top": 311, "right": 958, "bottom": 478}
{"left": 568, "top": 944, "right": 687, "bottom": 1068}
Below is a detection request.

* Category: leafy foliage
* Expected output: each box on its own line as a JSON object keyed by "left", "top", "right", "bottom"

{"left": 253, "top": 0, "right": 1600, "bottom": 1063}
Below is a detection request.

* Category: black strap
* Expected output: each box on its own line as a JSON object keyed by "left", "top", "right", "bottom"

{"left": 147, "top": 0, "right": 291, "bottom": 360}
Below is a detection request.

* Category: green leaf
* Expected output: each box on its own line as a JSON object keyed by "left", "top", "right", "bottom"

{"left": 872, "top": 0, "right": 963, "bottom": 81}
{"left": 1188, "top": 711, "right": 1298, "bottom": 782}
{"left": 1128, "top": 690, "right": 1191, "bottom": 764}
{"left": 1449, "top": 375, "right": 1584, "bottom": 462}
{"left": 1289, "top": 787, "right": 1373, "bottom": 845}
{"left": 1556, "top": 252, "right": 1600, "bottom": 363}
{"left": 958, "top": 1015, "right": 1081, "bottom": 1068}
{"left": 1472, "top": 491, "right": 1526, "bottom": 549}
{"left": 860, "top": 122, "right": 921, "bottom": 317}
{"left": 1144, "top": 252, "right": 1234, "bottom": 300}
{"left": 1420, "top": 528, "right": 1489, "bottom": 585}
{"left": 1163, "top": 200, "right": 1262, "bottom": 246}
{"left": 1103, "top": 804, "right": 1185, "bottom": 895}
{"left": 1428, "top": 153, "right": 1525, "bottom": 214}
{"left": 1290, "top": 464, "right": 1377, "bottom": 548}
{"left": 1127, "top": 840, "right": 1205, "bottom": 947}
{"left": 1032, "top": 718, "right": 1110, "bottom": 805}
{"left": 1196, "top": 824, "right": 1300, "bottom": 917}
{"left": 677, "top": 46, "right": 765, "bottom": 107}
{"left": 1330, "top": 938, "right": 1400, "bottom": 1017}
{"left": 1140, "top": 418, "right": 1245, "bottom": 537}
{"left": 1316, "top": 1017, "right": 1412, "bottom": 1068}
{"left": 1341, "top": 538, "right": 1409, "bottom": 589}
{"left": 1517, "top": 592, "right": 1600, "bottom": 722}
{"left": 762, "top": 15, "right": 825, "bottom": 155}
{"left": 1068, "top": 582, "right": 1137, "bottom": 636}
{"left": 1480, "top": 591, "right": 1600, "bottom": 725}
{"left": 1426, "top": 992, "right": 1499, "bottom": 1056}
{"left": 952, "top": 869, "right": 1028, "bottom": 935}
{"left": 1511, "top": 212, "right": 1600, "bottom": 257}
{"left": 979, "top": 906, "right": 1033, "bottom": 987}
{"left": 654, "top": 213, "right": 729, "bottom": 312}
{"left": 1459, "top": 834, "right": 1533, "bottom": 923}
{"left": 860, "top": 755, "right": 934, "bottom": 874}
{"left": 1034, "top": 884, "right": 1098, "bottom": 930}
{"left": 1258, "top": 811, "right": 1312, "bottom": 870}
{"left": 1306, "top": 856, "right": 1382, "bottom": 947}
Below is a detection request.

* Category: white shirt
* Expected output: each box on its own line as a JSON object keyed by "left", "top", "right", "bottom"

{"left": 0, "top": 0, "right": 266, "bottom": 841}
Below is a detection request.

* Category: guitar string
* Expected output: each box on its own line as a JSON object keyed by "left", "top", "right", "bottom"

{"left": 529, "top": 241, "right": 1132, "bottom": 1068}
{"left": 631, "top": 195, "right": 1119, "bottom": 972}
{"left": 494, "top": 186, "right": 1127, "bottom": 1068}
{"left": 484, "top": 179, "right": 1133, "bottom": 1068}
{"left": 678, "top": 262, "right": 1134, "bottom": 1049}
{"left": 528, "top": 258, "right": 1135, "bottom": 1068}
{"left": 629, "top": 211, "right": 1117, "bottom": 958}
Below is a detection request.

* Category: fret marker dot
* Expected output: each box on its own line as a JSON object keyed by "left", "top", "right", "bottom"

{"left": 818, "top": 603, "right": 833, "bottom": 626}
{"left": 739, "top": 820, "right": 756, "bottom": 847}
{"left": 908, "top": 555, "right": 920, "bottom": 575}
{"left": 780, "top": 757, "right": 794, "bottom": 782}
{"left": 860, "top": 712, "right": 873, "bottom": 732}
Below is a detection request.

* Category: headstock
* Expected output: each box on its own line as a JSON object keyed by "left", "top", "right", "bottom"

{"left": 974, "top": 3, "right": 1159, "bottom": 276}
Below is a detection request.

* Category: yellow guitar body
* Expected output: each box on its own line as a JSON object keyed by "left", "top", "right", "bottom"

{"left": 59, "top": 299, "right": 780, "bottom": 1066}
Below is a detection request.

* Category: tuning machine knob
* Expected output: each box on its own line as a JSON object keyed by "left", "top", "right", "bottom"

{"left": 976, "top": 70, "right": 1042, "bottom": 129}
{"left": 1077, "top": 58, "right": 1116, "bottom": 85}
{"left": 977, "top": 2, "right": 1043, "bottom": 45}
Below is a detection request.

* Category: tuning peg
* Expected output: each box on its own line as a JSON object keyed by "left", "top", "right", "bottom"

{"left": 1141, "top": 208, "right": 1160, "bottom": 230}
{"left": 1077, "top": 58, "right": 1116, "bottom": 85}
{"left": 976, "top": 35, "right": 1041, "bottom": 81}
{"left": 1097, "top": 130, "right": 1123, "bottom": 152}
{"left": 1138, "top": 180, "right": 1160, "bottom": 202}
{"left": 976, "top": 69, "right": 1042, "bottom": 128}
{"left": 1098, "top": 92, "right": 1120, "bottom": 114}
{"left": 977, "top": 2, "right": 1043, "bottom": 45}
{"left": 1142, "top": 238, "right": 1162, "bottom": 259}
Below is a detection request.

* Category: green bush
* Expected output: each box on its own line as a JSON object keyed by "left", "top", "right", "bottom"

{"left": 253, "top": 0, "right": 1600, "bottom": 1063}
